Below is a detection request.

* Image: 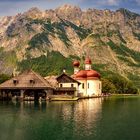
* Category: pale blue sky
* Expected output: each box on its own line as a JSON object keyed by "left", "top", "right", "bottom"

{"left": 0, "top": 0, "right": 140, "bottom": 16}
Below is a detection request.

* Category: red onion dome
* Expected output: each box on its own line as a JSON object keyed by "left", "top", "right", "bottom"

{"left": 87, "top": 70, "right": 100, "bottom": 78}
{"left": 85, "top": 57, "right": 92, "bottom": 64}
{"left": 73, "top": 60, "right": 80, "bottom": 67}
{"left": 76, "top": 70, "right": 87, "bottom": 78}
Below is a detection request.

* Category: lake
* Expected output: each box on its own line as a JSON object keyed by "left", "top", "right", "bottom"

{"left": 0, "top": 96, "right": 140, "bottom": 140}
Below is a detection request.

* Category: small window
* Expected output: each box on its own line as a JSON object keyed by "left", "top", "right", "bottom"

{"left": 82, "top": 83, "right": 84, "bottom": 89}
{"left": 88, "top": 83, "right": 89, "bottom": 89}
{"left": 13, "top": 79, "right": 18, "bottom": 85}
{"left": 60, "top": 84, "right": 63, "bottom": 87}
{"left": 99, "top": 83, "right": 100, "bottom": 89}
{"left": 30, "top": 79, "right": 35, "bottom": 84}
{"left": 71, "top": 84, "right": 74, "bottom": 87}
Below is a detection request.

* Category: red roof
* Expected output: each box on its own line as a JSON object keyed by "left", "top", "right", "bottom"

{"left": 76, "top": 70, "right": 87, "bottom": 78}
{"left": 74, "top": 70, "right": 100, "bottom": 80}
{"left": 72, "top": 57, "right": 100, "bottom": 79}
{"left": 73, "top": 60, "right": 80, "bottom": 67}
{"left": 85, "top": 57, "right": 92, "bottom": 64}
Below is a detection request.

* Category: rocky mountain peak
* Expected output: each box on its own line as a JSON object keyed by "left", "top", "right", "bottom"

{"left": 26, "top": 7, "right": 41, "bottom": 13}
{"left": 23, "top": 7, "right": 43, "bottom": 19}
{"left": 56, "top": 4, "right": 81, "bottom": 12}
{"left": 0, "top": 5, "right": 140, "bottom": 86}
{"left": 54, "top": 4, "right": 82, "bottom": 20}
{"left": 117, "top": 8, "right": 140, "bottom": 19}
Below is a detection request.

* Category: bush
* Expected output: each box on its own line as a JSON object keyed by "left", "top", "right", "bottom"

{"left": 102, "top": 78, "right": 117, "bottom": 94}
{"left": 0, "top": 74, "right": 11, "bottom": 84}
{"left": 107, "top": 75, "right": 138, "bottom": 94}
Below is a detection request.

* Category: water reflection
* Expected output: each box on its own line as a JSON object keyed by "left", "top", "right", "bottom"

{"left": 0, "top": 99, "right": 103, "bottom": 140}
{"left": 74, "top": 99, "right": 103, "bottom": 137}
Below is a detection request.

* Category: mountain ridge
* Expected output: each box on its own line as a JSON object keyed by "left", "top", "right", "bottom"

{"left": 0, "top": 5, "right": 140, "bottom": 87}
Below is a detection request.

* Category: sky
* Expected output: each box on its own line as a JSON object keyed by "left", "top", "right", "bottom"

{"left": 0, "top": 0, "right": 140, "bottom": 16}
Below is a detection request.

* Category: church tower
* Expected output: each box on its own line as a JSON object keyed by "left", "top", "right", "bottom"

{"left": 85, "top": 57, "right": 92, "bottom": 70}
{"left": 73, "top": 60, "right": 80, "bottom": 74}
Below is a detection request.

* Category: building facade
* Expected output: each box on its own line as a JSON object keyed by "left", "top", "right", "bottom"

{"left": 72, "top": 57, "right": 102, "bottom": 97}
{"left": 0, "top": 70, "right": 53, "bottom": 101}
{"left": 54, "top": 73, "right": 80, "bottom": 97}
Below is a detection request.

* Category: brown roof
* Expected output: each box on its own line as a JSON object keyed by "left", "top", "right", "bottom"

{"left": 44, "top": 76, "right": 58, "bottom": 88}
{"left": 44, "top": 73, "right": 81, "bottom": 88}
{"left": 57, "top": 73, "right": 81, "bottom": 84}
{"left": 0, "top": 70, "right": 52, "bottom": 90}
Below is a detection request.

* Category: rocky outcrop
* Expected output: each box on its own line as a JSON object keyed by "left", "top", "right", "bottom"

{"left": 0, "top": 5, "right": 140, "bottom": 86}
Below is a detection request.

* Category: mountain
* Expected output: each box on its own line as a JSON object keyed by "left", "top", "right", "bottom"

{"left": 0, "top": 5, "right": 140, "bottom": 87}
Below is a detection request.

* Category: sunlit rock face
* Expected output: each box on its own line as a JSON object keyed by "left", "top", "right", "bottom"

{"left": 0, "top": 5, "right": 140, "bottom": 83}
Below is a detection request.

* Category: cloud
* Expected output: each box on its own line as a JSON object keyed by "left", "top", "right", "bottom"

{"left": 96, "top": 0, "right": 119, "bottom": 6}
{"left": 107, "top": 0, "right": 119, "bottom": 6}
{"left": 0, "top": 0, "right": 140, "bottom": 16}
{"left": 135, "top": 0, "right": 140, "bottom": 5}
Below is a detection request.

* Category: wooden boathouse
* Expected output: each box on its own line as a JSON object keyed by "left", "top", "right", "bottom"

{"left": 0, "top": 70, "right": 53, "bottom": 101}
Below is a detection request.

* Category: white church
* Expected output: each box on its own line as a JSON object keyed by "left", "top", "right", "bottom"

{"left": 50, "top": 56, "right": 102, "bottom": 98}
{"left": 71, "top": 57, "right": 102, "bottom": 97}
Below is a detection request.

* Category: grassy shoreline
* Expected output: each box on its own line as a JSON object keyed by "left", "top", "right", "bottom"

{"left": 108, "top": 94, "right": 140, "bottom": 98}
{"left": 111, "top": 94, "right": 139, "bottom": 96}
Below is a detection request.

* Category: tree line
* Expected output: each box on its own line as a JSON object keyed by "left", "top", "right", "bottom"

{"left": 102, "top": 74, "right": 139, "bottom": 94}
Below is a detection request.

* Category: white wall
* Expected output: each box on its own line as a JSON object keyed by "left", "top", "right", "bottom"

{"left": 58, "top": 79, "right": 102, "bottom": 97}
{"left": 87, "top": 80, "right": 102, "bottom": 96}
{"left": 77, "top": 79, "right": 102, "bottom": 97}
{"left": 58, "top": 83, "right": 79, "bottom": 96}
{"left": 58, "top": 83, "right": 78, "bottom": 89}
{"left": 77, "top": 80, "right": 87, "bottom": 96}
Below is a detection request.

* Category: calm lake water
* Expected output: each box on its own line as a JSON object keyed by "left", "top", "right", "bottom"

{"left": 0, "top": 96, "right": 140, "bottom": 140}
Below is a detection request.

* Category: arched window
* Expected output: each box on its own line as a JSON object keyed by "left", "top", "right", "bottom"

{"left": 71, "top": 84, "right": 74, "bottom": 87}
{"left": 82, "top": 83, "right": 84, "bottom": 89}
{"left": 88, "top": 83, "right": 89, "bottom": 89}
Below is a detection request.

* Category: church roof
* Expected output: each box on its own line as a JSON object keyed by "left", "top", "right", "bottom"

{"left": 74, "top": 70, "right": 100, "bottom": 80}
{"left": 85, "top": 57, "right": 92, "bottom": 64}
{"left": 73, "top": 60, "right": 80, "bottom": 67}
{"left": 0, "top": 70, "right": 52, "bottom": 90}
{"left": 72, "top": 57, "right": 101, "bottom": 80}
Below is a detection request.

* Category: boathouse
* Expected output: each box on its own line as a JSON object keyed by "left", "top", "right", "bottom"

{"left": 0, "top": 70, "right": 53, "bottom": 101}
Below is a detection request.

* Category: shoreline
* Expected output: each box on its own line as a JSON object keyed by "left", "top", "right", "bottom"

{"left": 111, "top": 94, "right": 139, "bottom": 96}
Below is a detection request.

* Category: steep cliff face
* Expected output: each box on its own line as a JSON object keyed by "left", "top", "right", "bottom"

{"left": 0, "top": 5, "right": 140, "bottom": 86}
